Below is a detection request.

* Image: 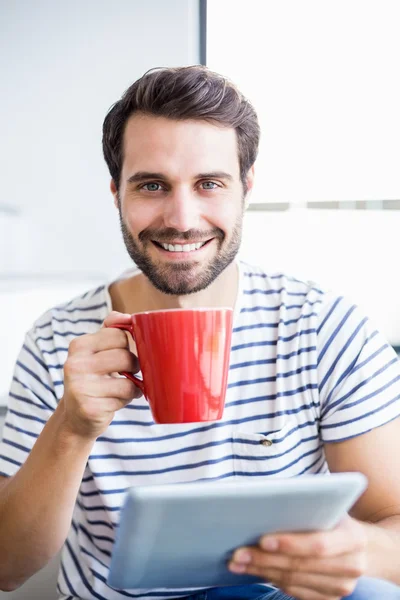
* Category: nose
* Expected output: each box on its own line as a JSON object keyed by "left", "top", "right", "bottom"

{"left": 162, "top": 187, "right": 200, "bottom": 232}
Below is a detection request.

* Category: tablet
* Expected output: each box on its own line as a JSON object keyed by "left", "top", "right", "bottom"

{"left": 108, "top": 473, "right": 367, "bottom": 590}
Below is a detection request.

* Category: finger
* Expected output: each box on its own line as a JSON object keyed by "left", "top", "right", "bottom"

{"left": 259, "top": 518, "right": 366, "bottom": 557}
{"left": 100, "top": 378, "right": 143, "bottom": 401}
{"left": 75, "top": 376, "right": 141, "bottom": 401}
{"left": 232, "top": 547, "right": 366, "bottom": 578}
{"left": 66, "top": 349, "right": 140, "bottom": 377}
{"left": 102, "top": 311, "right": 132, "bottom": 328}
{"left": 68, "top": 328, "right": 130, "bottom": 355}
{"left": 102, "top": 312, "right": 137, "bottom": 353}
{"left": 244, "top": 565, "right": 357, "bottom": 599}
{"left": 73, "top": 390, "right": 140, "bottom": 420}
{"left": 104, "top": 370, "right": 144, "bottom": 400}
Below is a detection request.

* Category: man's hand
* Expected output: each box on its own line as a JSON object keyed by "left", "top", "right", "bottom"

{"left": 61, "top": 311, "right": 142, "bottom": 441}
{"left": 229, "top": 517, "right": 368, "bottom": 600}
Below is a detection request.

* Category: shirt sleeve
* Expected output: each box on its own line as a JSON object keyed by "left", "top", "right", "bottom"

{"left": 0, "top": 327, "right": 58, "bottom": 478}
{"left": 316, "top": 293, "right": 400, "bottom": 442}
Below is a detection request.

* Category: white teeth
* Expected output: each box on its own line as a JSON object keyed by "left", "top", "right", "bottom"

{"left": 161, "top": 241, "right": 206, "bottom": 252}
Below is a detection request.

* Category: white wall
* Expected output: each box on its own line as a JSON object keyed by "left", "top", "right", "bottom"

{"left": 0, "top": 0, "right": 200, "bottom": 279}
{"left": 0, "top": 0, "right": 201, "bottom": 404}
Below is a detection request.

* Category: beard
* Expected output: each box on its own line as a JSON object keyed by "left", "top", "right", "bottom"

{"left": 118, "top": 214, "right": 243, "bottom": 296}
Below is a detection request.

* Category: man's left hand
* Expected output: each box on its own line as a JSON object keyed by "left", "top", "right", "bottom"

{"left": 229, "top": 517, "right": 368, "bottom": 600}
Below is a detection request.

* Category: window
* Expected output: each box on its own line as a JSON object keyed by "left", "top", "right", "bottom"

{"left": 206, "top": 0, "right": 400, "bottom": 207}
{"left": 206, "top": 0, "right": 400, "bottom": 348}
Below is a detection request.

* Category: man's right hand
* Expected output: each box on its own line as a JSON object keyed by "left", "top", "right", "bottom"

{"left": 61, "top": 311, "right": 142, "bottom": 441}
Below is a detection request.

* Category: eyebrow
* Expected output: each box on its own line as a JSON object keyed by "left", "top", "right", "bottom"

{"left": 126, "top": 171, "right": 233, "bottom": 184}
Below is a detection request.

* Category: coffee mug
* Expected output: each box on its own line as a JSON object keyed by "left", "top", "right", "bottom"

{"left": 110, "top": 307, "right": 233, "bottom": 424}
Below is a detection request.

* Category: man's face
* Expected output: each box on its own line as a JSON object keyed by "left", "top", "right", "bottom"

{"left": 113, "top": 113, "right": 253, "bottom": 295}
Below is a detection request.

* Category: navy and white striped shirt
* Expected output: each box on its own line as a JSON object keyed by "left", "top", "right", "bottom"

{"left": 1, "top": 260, "right": 400, "bottom": 599}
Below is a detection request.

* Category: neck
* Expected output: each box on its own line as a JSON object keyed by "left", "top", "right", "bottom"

{"left": 109, "top": 260, "right": 239, "bottom": 315}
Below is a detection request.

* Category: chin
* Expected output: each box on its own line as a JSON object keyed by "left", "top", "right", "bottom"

{"left": 148, "top": 274, "right": 208, "bottom": 296}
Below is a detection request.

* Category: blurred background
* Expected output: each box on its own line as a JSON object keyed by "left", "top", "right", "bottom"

{"left": 1, "top": 0, "right": 399, "bottom": 412}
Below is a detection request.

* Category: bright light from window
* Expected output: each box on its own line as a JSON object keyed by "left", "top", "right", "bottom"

{"left": 207, "top": 0, "right": 400, "bottom": 204}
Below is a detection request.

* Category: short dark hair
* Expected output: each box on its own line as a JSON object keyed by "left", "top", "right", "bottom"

{"left": 102, "top": 65, "right": 260, "bottom": 190}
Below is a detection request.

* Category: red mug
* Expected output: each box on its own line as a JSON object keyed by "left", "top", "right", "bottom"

{"left": 111, "top": 308, "right": 233, "bottom": 424}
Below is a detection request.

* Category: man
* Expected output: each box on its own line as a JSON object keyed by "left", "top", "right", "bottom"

{"left": 0, "top": 65, "right": 400, "bottom": 600}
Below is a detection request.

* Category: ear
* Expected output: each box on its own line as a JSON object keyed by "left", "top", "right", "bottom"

{"left": 110, "top": 179, "right": 119, "bottom": 209}
{"left": 244, "top": 165, "right": 255, "bottom": 210}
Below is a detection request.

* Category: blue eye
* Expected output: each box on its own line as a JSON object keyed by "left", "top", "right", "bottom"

{"left": 142, "top": 183, "right": 162, "bottom": 192}
{"left": 201, "top": 181, "right": 218, "bottom": 190}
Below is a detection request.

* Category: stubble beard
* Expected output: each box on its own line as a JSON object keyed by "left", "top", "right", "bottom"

{"left": 118, "top": 213, "right": 244, "bottom": 296}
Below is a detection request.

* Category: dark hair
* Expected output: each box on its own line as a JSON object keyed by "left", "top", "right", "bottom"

{"left": 102, "top": 65, "right": 260, "bottom": 190}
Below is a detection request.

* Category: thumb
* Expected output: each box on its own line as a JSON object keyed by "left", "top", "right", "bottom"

{"left": 102, "top": 310, "right": 132, "bottom": 329}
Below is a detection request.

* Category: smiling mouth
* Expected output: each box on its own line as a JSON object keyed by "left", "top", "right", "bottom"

{"left": 152, "top": 240, "right": 213, "bottom": 253}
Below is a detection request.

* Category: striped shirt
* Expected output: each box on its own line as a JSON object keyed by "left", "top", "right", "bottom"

{"left": 1, "top": 260, "right": 400, "bottom": 600}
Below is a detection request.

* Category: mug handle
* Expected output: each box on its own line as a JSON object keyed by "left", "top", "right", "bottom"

{"left": 109, "top": 323, "right": 145, "bottom": 394}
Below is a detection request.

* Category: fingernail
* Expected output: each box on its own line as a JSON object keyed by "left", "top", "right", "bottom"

{"left": 233, "top": 549, "right": 252, "bottom": 564}
{"left": 261, "top": 537, "right": 279, "bottom": 551}
{"left": 229, "top": 562, "right": 247, "bottom": 573}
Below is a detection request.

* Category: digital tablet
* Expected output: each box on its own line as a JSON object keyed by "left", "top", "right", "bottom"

{"left": 108, "top": 472, "right": 367, "bottom": 590}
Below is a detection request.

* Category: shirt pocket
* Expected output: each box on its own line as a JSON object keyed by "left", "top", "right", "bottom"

{"left": 232, "top": 420, "right": 307, "bottom": 478}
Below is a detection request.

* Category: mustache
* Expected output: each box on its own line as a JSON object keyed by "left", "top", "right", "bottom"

{"left": 139, "top": 227, "right": 224, "bottom": 243}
